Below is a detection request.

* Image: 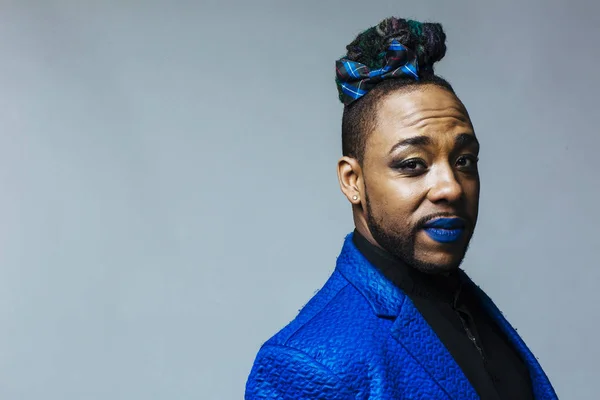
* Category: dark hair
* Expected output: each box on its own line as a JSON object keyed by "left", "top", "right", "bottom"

{"left": 341, "top": 17, "right": 456, "bottom": 163}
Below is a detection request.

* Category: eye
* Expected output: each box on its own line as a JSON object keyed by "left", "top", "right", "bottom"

{"left": 456, "top": 155, "right": 479, "bottom": 170}
{"left": 395, "top": 158, "right": 428, "bottom": 175}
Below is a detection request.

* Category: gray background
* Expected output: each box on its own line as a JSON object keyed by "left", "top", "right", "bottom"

{"left": 0, "top": 0, "right": 597, "bottom": 398}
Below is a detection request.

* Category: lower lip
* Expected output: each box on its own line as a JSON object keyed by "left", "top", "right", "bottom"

{"left": 423, "top": 228, "right": 465, "bottom": 243}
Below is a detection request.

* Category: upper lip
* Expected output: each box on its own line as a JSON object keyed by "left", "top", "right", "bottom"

{"left": 423, "top": 217, "right": 466, "bottom": 229}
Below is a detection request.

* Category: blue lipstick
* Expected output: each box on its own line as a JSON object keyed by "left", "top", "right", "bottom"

{"left": 423, "top": 218, "right": 466, "bottom": 243}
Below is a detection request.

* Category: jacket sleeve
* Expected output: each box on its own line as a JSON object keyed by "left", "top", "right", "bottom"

{"left": 245, "top": 344, "right": 354, "bottom": 400}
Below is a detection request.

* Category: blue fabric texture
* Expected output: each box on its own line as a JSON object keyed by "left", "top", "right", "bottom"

{"left": 335, "top": 40, "right": 419, "bottom": 105}
{"left": 245, "top": 233, "right": 557, "bottom": 399}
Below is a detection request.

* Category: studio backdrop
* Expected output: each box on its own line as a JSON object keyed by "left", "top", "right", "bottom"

{"left": 0, "top": 0, "right": 597, "bottom": 399}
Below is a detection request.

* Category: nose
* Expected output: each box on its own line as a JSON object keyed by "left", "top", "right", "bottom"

{"left": 426, "top": 163, "right": 464, "bottom": 204}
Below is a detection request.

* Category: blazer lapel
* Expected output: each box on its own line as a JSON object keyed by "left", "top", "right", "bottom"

{"left": 390, "top": 296, "right": 479, "bottom": 400}
{"left": 336, "top": 233, "right": 477, "bottom": 399}
{"left": 468, "top": 279, "right": 558, "bottom": 400}
{"left": 336, "top": 232, "right": 557, "bottom": 400}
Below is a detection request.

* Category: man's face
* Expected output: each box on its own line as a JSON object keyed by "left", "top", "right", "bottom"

{"left": 361, "top": 85, "right": 480, "bottom": 273}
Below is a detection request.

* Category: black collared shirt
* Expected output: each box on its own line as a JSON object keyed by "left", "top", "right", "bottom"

{"left": 352, "top": 230, "right": 533, "bottom": 400}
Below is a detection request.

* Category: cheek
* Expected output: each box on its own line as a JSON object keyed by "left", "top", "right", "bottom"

{"left": 369, "top": 180, "right": 425, "bottom": 222}
{"left": 463, "top": 178, "right": 480, "bottom": 208}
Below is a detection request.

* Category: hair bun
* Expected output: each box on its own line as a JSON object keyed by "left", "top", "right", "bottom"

{"left": 417, "top": 22, "right": 446, "bottom": 69}
{"left": 343, "top": 17, "right": 447, "bottom": 75}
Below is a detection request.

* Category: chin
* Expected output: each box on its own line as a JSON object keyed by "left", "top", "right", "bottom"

{"left": 411, "top": 232, "right": 470, "bottom": 273}
{"left": 412, "top": 253, "right": 465, "bottom": 274}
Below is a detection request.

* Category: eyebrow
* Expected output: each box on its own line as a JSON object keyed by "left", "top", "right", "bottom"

{"left": 388, "top": 133, "right": 479, "bottom": 155}
{"left": 388, "top": 136, "right": 432, "bottom": 154}
{"left": 455, "top": 133, "right": 480, "bottom": 150}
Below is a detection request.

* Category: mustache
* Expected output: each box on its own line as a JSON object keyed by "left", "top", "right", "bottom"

{"left": 412, "top": 212, "right": 473, "bottom": 233}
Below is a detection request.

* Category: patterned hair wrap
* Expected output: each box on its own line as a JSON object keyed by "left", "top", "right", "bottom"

{"left": 335, "top": 40, "right": 419, "bottom": 105}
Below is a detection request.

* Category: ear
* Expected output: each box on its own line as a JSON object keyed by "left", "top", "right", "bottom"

{"left": 337, "top": 156, "right": 363, "bottom": 205}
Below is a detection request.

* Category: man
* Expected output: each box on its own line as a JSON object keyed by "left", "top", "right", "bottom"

{"left": 245, "top": 17, "right": 557, "bottom": 399}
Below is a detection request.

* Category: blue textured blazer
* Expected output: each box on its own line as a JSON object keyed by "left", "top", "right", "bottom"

{"left": 246, "top": 233, "right": 557, "bottom": 399}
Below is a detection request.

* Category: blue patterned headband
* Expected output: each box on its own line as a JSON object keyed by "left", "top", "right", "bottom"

{"left": 335, "top": 40, "right": 419, "bottom": 105}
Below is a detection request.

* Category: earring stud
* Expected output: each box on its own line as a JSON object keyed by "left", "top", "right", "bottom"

{"left": 352, "top": 195, "right": 359, "bottom": 201}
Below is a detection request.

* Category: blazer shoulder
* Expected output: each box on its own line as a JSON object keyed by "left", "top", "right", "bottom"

{"left": 265, "top": 270, "right": 370, "bottom": 348}
{"left": 262, "top": 269, "right": 385, "bottom": 371}
{"left": 245, "top": 344, "right": 355, "bottom": 399}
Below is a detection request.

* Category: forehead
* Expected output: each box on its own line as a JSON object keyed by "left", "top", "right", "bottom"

{"left": 366, "top": 85, "right": 474, "bottom": 155}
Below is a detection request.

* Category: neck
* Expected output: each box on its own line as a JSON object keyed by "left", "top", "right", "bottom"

{"left": 353, "top": 215, "right": 383, "bottom": 251}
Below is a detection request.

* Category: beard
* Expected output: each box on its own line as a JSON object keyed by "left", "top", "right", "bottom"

{"left": 364, "top": 189, "right": 473, "bottom": 275}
